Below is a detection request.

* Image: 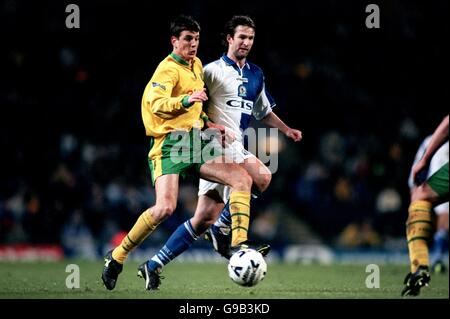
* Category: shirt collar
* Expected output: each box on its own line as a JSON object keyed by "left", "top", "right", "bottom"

{"left": 221, "top": 54, "right": 249, "bottom": 69}
{"left": 170, "top": 53, "right": 190, "bottom": 66}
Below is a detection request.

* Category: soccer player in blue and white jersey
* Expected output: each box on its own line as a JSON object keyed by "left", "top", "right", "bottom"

{"left": 198, "top": 15, "right": 303, "bottom": 258}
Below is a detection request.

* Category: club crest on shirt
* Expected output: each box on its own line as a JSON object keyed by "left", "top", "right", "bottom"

{"left": 238, "top": 84, "right": 247, "bottom": 97}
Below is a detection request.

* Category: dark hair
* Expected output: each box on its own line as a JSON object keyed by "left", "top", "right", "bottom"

{"left": 170, "top": 15, "right": 201, "bottom": 38}
{"left": 222, "top": 15, "right": 256, "bottom": 47}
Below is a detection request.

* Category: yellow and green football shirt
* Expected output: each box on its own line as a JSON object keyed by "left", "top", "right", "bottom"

{"left": 141, "top": 53, "right": 206, "bottom": 138}
{"left": 141, "top": 53, "right": 218, "bottom": 183}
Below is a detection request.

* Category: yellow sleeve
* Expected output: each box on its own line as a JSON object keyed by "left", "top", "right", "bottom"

{"left": 145, "top": 67, "right": 189, "bottom": 119}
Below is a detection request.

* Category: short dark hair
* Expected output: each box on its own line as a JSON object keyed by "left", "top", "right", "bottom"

{"left": 222, "top": 15, "right": 256, "bottom": 46}
{"left": 170, "top": 15, "right": 201, "bottom": 38}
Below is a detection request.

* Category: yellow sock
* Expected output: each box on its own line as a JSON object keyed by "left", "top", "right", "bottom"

{"left": 406, "top": 200, "right": 433, "bottom": 273}
{"left": 112, "top": 209, "right": 159, "bottom": 264}
{"left": 229, "top": 191, "right": 251, "bottom": 247}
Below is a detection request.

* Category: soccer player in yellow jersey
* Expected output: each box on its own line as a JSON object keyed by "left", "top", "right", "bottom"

{"left": 402, "top": 114, "right": 449, "bottom": 296}
{"left": 101, "top": 15, "right": 265, "bottom": 291}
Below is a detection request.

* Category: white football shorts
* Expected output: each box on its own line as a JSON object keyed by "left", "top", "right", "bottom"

{"left": 198, "top": 139, "right": 255, "bottom": 203}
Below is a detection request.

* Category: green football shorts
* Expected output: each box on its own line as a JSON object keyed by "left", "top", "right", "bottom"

{"left": 427, "top": 162, "right": 449, "bottom": 198}
{"left": 147, "top": 129, "right": 223, "bottom": 185}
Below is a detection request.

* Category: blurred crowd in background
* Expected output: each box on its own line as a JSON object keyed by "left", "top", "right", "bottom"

{"left": 0, "top": 0, "right": 448, "bottom": 258}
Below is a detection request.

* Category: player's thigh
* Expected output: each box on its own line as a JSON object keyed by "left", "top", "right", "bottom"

{"left": 154, "top": 173, "right": 179, "bottom": 208}
{"left": 412, "top": 183, "right": 441, "bottom": 204}
{"left": 241, "top": 156, "right": 271, "bottom": 183}
{"left": 199, "top": 157, "right": 246, "bottom": 186}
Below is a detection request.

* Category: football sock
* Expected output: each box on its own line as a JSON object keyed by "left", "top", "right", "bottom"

{"left": 112, "top": 209, "right": 159, "bottom": 264}
{"left": 148, "top": 219, "right": 199, "bottom": 271}
{"left": 229, "top": 191, "right": 251, "bottom": 247}
{"left": 407, "top": 200, "right": 433, "bottom": 273}
{"left": 213, "top": 201, "right": 231, "bottom": 233}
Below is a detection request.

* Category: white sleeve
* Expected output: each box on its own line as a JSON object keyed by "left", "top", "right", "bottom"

{"left": 204, "top": 62, "right": 220, "bottom": 94}
{"left": 252, "top": 83, "right": 275, "bottom": 120}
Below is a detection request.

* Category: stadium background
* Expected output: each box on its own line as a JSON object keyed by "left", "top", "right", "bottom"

{"left": 0, "top": 0, "right": 448, "bottom": 265}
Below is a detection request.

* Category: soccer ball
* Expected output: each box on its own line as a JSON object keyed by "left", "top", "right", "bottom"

{"left": 228, "top": 248, "right": 267, "bottom": 287}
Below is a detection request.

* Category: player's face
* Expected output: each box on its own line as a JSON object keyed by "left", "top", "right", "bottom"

{"left": 172, "top": 30, "right": 200, "bottom": 62}
{"left": 228, "top": 26, "right": 255, "bottom": 61}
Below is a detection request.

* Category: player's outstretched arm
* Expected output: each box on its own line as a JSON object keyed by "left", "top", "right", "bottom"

{"left": 261, "top": 111, "right": 302, "bottom": 142}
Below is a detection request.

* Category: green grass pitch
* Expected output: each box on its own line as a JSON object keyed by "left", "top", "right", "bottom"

{"left": 0, "top": 260, "right": 448, "bottom": 299}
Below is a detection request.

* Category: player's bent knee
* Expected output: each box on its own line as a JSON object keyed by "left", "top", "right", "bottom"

{"left": 411, "top": 185, "right": 439, "bottom": 203}
{"left": 232, "top": 170, "right": 253, "bottom": 190}
{"left": 153, "top": 205, "right": 176, "bottom": 220}
{"left": 256, "top": 172, "right": 271, "bottom": 193}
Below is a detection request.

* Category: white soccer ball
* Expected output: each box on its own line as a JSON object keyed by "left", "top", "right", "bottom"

{"left": 228, "top": 248, "right": 267, "bottom": 287}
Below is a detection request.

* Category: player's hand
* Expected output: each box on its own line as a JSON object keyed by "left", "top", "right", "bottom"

{"left": 223, "top": 127, "right": 236, "bottom": 145}
{"left": 286, "top": 128, "right": 302, "bottom": 142}
{"left": 188, "top": 88, "right": 208, "bottom": 104}
{"left": 205, "top": 121, "right": 225, "bottom": 135}
{"left": 412, "top": 158, "right": 430, "bottom": 186}
{"left": 206, "top": 122, "right": 235, "bottom": 146}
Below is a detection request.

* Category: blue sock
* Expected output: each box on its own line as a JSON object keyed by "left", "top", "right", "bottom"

{"left": 212, "top": 201, "right": 231, "bottom": 235}
{"left": 431, "top": 229, "right": 449, "bottom": 264}
{"left": 148, "top": 220, "right": 199, "bottom": 271}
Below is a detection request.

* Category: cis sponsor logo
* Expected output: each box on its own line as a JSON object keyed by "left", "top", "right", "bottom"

{"left": 226, "top": 99, "right": 253, "bottom": 113}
